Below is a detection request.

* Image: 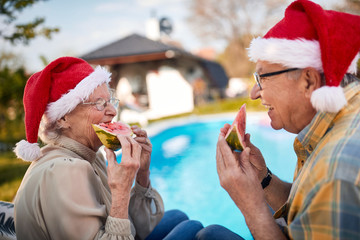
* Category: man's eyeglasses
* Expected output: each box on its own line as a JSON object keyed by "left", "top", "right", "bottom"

{"left": 253, "top": 68, "right": 299, "bottom": 90}
{"left": 82, "top": 98, "right": 120, "bottom": 111}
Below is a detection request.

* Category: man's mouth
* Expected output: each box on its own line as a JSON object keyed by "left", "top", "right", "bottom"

{"left": 263, "top": 104, "right": 274, "bottom": 111}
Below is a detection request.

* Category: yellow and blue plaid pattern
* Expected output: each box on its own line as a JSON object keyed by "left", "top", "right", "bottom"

{"left": 274, "top": 81, "right": 360, "bottom": 239}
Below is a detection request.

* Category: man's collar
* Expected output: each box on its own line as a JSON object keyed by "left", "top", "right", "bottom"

{"left": 297, "top": 81, "right": 360, "bottom": 154}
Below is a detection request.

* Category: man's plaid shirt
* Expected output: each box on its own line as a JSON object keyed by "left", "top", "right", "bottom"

{"left": 274, "top": 81, "right": 360, "bottom": 239}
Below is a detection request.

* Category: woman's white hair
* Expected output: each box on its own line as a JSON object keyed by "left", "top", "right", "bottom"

{"left": 38, "top": 115, "right": 63, "bottom": 144}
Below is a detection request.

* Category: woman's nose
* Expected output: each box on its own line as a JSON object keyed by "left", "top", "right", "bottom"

{"left": 106, "top": 103, "right": 117, "bottom": 117}
{"left": 250, "top": 84, "right": 261, "bottom": 100}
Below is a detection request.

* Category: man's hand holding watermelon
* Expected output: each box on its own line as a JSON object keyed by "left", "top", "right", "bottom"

{"left": 220, "top": 123, "right": 268, "bottom": 183}
{"left": 221, "top": 104, "right": 268, "bottom": 183}
{"left": 216, "top": 104, "right": 290, "bottom": 239}
{"left": 217, "top": 123, "right": 287, "bottom": 239}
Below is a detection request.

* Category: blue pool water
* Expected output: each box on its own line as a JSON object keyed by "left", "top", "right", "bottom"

{"left": 119, "top": 113, "right": 297, "bottom": 239}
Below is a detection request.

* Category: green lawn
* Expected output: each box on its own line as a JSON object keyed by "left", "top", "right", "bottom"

{"left": 0, "top": 151, "right": 30, "bottom": 202}
{"left": 0, "top": 96, "right": 264, "bottom": 202}
{"left": 149, "top": 97, "right": 263, "bottom": 122}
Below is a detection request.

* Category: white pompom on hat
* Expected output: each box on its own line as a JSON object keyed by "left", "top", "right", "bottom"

{"left": 248, "top": 0, "right": 360, "bottom": 113}
{"left": 14, "top": 57, "right": 111, "bottom": 162}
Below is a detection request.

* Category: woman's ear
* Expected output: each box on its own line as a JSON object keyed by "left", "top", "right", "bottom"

{"left": 301, "top": 68, "right": 322, "bottom": 99}
{"left": 57, "top": 116, "right": 70, "bottom": 129}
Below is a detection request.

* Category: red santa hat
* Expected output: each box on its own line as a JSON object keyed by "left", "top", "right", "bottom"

{"left": 248, "top": 0, "right": 360, "bottom": 113}
{"left": 14, "top": 57, "right": 111, "bottom": 161}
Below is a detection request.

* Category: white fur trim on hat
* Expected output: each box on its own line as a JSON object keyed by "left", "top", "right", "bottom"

{"left": 248, "top": 37, "right": 359, "bottom": 73}
{"left": 46, "top": 66, "right": 111, "bottom": 122}
{"left": 311, "top": 86, "right": 347, "bottom": 113}
{"left": 14, "top": 140, "right": 41, "bottom": 162}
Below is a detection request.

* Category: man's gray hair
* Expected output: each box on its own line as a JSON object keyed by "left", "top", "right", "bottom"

{"left": 321, "top": 73, "right": 359, "bottom": 87}
{"left": 288, "top": 69, "right": 359, "bottom": 87}
{"left": 340, "top": 73, "right": 360, "bottom": 87}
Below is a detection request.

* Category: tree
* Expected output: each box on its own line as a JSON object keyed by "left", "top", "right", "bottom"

{"left": 335, "top": 0, "right": 360, "bottom": 15}
{"left": 187, "top": 0, "right": 287, "bottom": 78}
{"left": 216, "top": 34, "right": 253, "bottom": 78}
{"left": 0, "top": 51, "right": 28, "bottom": 145}
{"left": 0, "top": 0, "right": 59, "bottom": 45}
{"left": 0, "top": 1, "right": 59, "bottom": 146}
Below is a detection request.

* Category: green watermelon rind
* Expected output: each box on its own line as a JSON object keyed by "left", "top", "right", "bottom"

{"left": 92, "top": 124, "right": 132, "bottom": 151}
{"left": 225, "top": 125, "right": 244, "bottom": 151}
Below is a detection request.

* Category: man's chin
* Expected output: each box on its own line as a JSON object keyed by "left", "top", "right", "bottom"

{"left": 270, "top": 121, "right": 283, "bottom": 131}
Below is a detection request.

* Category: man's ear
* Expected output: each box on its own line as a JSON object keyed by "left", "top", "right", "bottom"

{"left": 57, "top": 116, "right": 70, "bottom": 129}
{"left": 300, "top": 68, "right": 322, "bottom": 99}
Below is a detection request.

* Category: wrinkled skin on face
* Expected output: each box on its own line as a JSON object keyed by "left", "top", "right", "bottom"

{"left": 250, "top": 61, "right": 319, "bottom": 134}
{"left": 59, "top": 84, "right": 117, "bottom": 151}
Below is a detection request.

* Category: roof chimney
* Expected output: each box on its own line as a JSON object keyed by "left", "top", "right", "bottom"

{"left": 146, "top": 10, "right": 160, "bottom": 41}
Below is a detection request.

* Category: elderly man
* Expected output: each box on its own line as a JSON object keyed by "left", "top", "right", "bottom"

{"left": 216, "top": 0, "right": 360, "bottom": 239}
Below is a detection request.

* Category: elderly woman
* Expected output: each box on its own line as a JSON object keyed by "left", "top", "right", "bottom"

{"left": 13, "top": 57, "right": 203, "bottom": 240}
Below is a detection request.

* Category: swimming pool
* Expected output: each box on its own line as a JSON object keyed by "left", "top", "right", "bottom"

{"left": 120, "top": 113, "right": 297, "bottom": 239}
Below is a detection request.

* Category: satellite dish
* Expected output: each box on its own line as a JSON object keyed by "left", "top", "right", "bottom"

{"left": 159, "top": 17, "right": 173, "bottom": 35}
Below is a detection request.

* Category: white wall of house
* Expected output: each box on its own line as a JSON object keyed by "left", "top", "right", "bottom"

{"left": 114, "top": 63, "right": 203, "bottom": 125}
{"left": 226, "top": 78, "right": 249, "bottom": 97}
{"left": 145, "top": 66, "right": 194, "bottom": 119}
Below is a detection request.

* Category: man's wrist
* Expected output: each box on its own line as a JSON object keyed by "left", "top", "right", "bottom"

{"left": 261, "top": 167, "right": 272, "bottom": 189}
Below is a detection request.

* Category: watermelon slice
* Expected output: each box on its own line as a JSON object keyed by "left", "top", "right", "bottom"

{"left": 225, "top": 104, "right": 246, "bottom": 151}
{"left": 92, "top": 122, "right": 133, "bottom": 151}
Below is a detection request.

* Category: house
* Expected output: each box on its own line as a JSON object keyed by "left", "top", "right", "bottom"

{"left": 80, "top": 33, "right": 228, "bottom": 125}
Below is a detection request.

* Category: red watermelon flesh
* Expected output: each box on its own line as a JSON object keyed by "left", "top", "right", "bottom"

{"left": 225, "top": 104, "right": 246, "bottom": 151}
{"left": 92, "top": 122, "right": 133, "bottom": 150}
{"left": 97, "top": 122, "right": 132, "bottom": 135}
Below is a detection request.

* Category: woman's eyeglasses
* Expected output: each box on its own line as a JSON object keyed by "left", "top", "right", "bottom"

{"left": 253, "top": 68, "right": 299, "bottom": 90}
{"left": 82, "top": 98, "right": 120, "bottom": 111}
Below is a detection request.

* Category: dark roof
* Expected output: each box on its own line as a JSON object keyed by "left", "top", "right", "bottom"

{"left": 80, "top": 33, "right": 229, "bottom": 89}
{"left": 200, "top": 60, "right": 229, "bottom": 89}
{"left": 81, "top": 33, "right": 191, "bottom": 61}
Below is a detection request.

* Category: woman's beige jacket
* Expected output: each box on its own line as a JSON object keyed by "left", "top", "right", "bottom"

{"left": 14, "top": 136, "right": 164, "bottom": 240}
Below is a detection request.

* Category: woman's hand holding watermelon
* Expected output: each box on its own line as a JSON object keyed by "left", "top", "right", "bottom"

{"left": 131, "top": 125, "right": 152, "bottom": 187}
{"left": 104, "top": 135, "right": 141, "bottom": 219}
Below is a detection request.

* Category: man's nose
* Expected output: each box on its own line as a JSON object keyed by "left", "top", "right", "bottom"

{"left": 250, "top": 84, "right": 261, "bottom": 100}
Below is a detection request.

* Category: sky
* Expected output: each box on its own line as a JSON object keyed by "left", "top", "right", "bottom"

{"left": 2, "top": 0, "right": 212, "bottom": 72}
{"left": 1, "top": 0, "right": 337, "bottom": 73}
